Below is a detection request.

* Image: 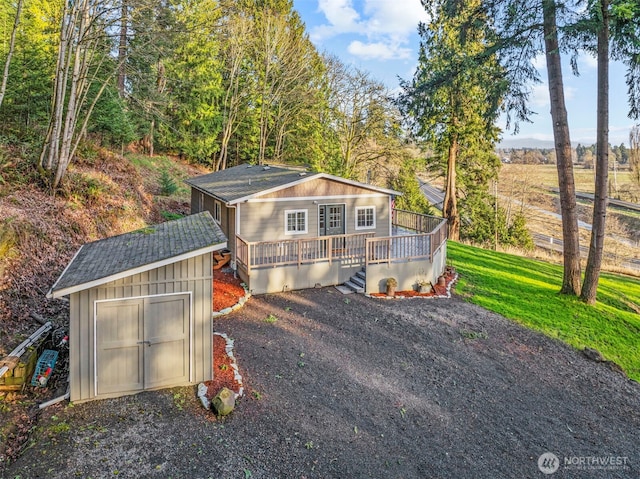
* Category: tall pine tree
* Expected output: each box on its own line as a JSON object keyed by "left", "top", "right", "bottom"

{"left": 400, "top": 0, "right": 505, "bottom": 241}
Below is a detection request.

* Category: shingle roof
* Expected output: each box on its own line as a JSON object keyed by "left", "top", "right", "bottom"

{"left": 48, "top": 211, "right": 226, "bottom": 297}
{"left": 185, "top": 163, "right": 401, "bottom": 203}
{"left": 185, "top": 164, "right": 312, "bottom": 203}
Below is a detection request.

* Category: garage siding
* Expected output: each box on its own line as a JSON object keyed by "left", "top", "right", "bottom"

{"left": 69, "top": 253, "right": 213, "bottom": 403}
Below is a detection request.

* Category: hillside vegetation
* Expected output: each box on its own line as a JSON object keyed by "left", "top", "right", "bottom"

{"left": 449, "top": 241, "right": 640, "bottom": 381}
{"left": 0, "top": 148, "right": 205, "bottom": 355}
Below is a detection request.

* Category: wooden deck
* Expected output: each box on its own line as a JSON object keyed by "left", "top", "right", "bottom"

{"left": 235, "top": 210, "right": 448, "bottom": 275}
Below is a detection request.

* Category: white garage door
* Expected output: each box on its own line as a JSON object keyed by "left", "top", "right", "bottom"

{"left": 95, "top": 294, "right": 191, "bottom": 397}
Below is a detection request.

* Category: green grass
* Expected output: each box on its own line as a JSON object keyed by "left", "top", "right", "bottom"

{"left": 127, "top": 154, "right": 191, "bottom": 198}
{"left": 448, "top": 241, "right": 640, "bottom": 381}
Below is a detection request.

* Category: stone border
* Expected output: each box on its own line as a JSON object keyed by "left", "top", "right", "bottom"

{"left": 365, "top": 273, "right": 459, "bottom": 300}
{"left": 212, "top": 281, "right": 251, "bottom": 318}
{"left": 197, "top": 332, "right": 244, "bottom": 410}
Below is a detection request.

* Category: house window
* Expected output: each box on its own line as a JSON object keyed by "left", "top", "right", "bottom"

{"left": 355, "top": 206, "right": 376, "bottom": 230}
{"left": 285, "top": 210, "right": 307, "bottom": 234}
{"left": 213, "top": 201, "right": 221, "bottom": 224}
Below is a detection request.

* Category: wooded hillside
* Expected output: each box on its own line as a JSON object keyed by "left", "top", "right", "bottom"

{"left": 0, "top": 0, "right": 417, "bottom": 187}
{"left": 0, "top": 149, "right": 205, "bottom": 354}
{"left": 0, "top": 0, "right": 438, "bottom": 352}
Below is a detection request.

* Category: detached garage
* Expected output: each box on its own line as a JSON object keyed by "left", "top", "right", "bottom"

{"left": 47, "top": 212, "right": 227, "bottom": 403}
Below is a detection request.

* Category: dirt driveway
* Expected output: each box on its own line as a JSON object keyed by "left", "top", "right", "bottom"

{"left": 3, "top": 288, "right": 638, "bottom": 478}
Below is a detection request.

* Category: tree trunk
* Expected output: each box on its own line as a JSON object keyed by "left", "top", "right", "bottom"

{"left": 542, "top": 0, "right": 581, "bottom": 295}
{"left": 581, "top": 0, "right": 609, "bottom": 304}
{"left": 41, "top": 0, "right": 74, "bottom": 174}
{"left": 41, "top": 0, "right": 110, "bottom": 189}
{"left": 149, "top": 119, "right": 154, "bottom": 157}
{"left": 117, "top": 0, "right": 127, "bottom": 96}
{"left": 443, "top": 133, "right": 459, "bottom": 241}
{"left": 0, "top": 0, "right": 23, "bottom": 110}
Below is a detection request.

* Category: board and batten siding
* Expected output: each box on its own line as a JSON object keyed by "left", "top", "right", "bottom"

{"left": 68, "top": 253, "right": 213, "bottom": 403}
{"left": 239, "top": 195, "right": 390, "bottom": 242}
{"left": 259, "top": 177, "right": 374, "bottom": 199}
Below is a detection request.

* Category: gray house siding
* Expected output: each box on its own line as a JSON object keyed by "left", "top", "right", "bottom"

{"left": 192, "top": 189, "right": 236, "bottom": 256}
{"left": 68, "top": 253, "right": 213, "bottom": 403}
{"left": 238, "top": 195, "right": 390, "bottom": 243}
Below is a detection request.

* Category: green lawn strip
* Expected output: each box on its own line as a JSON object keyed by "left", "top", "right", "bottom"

{"left": 448, "top": 241, "right": 640, "bottom": 381}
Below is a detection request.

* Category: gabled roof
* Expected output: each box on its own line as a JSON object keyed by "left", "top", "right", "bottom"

{"left": 185, "top": 164, "right": 401, "bottom": 204}
{"left": 48, "top": 212, "right": 227, "bottom": 298}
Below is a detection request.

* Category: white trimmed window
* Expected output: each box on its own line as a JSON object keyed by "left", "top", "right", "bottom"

{"left": 285, "top": 209, "right": 308, "bottom": 234}
{"left": 355, "top": 206, "right": 376, "bottom": 230}
{"left": 213, "top": 201, "right": 222, "bottom": 224}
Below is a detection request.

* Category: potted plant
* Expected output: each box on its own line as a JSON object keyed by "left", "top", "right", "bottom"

{"left": 417, "top": 280, "right": 431, "bottom": 294}
{"left": 386, "top": 277, "right": 398, "bottom": 297}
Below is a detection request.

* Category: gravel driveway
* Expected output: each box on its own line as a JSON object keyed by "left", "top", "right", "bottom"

{"left": 4, "top": 288, "right": 638, "bottom": 478}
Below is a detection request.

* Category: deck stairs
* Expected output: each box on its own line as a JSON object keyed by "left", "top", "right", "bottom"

{"left": 335, "top": 268, "right": 366, "bottom": 294}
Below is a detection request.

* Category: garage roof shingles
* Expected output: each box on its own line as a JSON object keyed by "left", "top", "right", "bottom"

{"left": 50, "top": 211, "right": 225, "bottom": 295}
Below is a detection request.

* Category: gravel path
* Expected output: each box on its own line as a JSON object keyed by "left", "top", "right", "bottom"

{"left": 4, "top": 288, "right": 638, "bottom": 478}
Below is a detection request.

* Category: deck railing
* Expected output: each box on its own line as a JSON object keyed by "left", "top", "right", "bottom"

{"left": 235, "top": 210, "right": 448, "bottom": 273}
{"left": 366, "top": 211, "right": 448, "bottom": 266}
{"left": 236, "top": 232, "right": 374, "bottom": 275}
{"left": 393, "top": 208, "right": 444, "bottom": 234}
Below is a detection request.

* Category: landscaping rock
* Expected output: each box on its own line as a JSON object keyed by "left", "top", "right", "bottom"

{"left": 212, "top": 387, "right": 235, "bottom": 415}
{"left": 197, "top": 383, "right": 210, "bottom": 410}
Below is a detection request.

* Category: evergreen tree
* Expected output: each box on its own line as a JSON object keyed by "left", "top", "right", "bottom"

{"left": 400, "top": 0, "right": 505, "bottom": 241}
{"left": 389, "top": 159, "right": 433, "bottom": 215}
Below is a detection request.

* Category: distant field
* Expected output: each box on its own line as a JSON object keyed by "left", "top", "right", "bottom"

{"left": 499, "top": 164, "right": 634, "bottom": 194}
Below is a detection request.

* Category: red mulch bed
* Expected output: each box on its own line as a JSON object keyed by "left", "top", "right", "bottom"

{"left": 369, "top": 269, "right": 457, "bottom": 298}
{"left": 213, "top": 269, "right": 246, "bottom": 312}
{"left": 203, "top": 334, "right": 242, "bottom": 400}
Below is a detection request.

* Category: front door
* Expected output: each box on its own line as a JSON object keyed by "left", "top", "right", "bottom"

{"left": 319, "top": 204, "right": 345, "bottom": 236}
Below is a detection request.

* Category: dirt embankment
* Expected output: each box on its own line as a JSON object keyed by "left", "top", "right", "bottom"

{"left": 0, "top": 150, "right": 203, "bottom": 354}
{"left": 0, "top": 148, "right": 204, "bottom": 464}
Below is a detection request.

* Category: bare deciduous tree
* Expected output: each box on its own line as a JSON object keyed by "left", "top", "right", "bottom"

{"left": 0, "top": 0, "right": 24, "bottom": 109}
{"left": 215, "top": 4, "right": 252, "bottom": 171}
{"left": 39, "top": 0, "right": 117, "bottom": 190}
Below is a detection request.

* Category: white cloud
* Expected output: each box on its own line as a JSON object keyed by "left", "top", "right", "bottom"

{"left": 362, "top": 0, "right": 430, "bottom": 37}
{"left": 348, "top": 40, "right": 411, "bottom": 60}
{"left": 312, "top": 0, "right": 427, "bottom": 61}
{"left": 579, "top": 52, "right": 598, "bottom": 70}
{"left": 312, "top": 0, "right": 363, "bottom": 41}
{"left": 531, "top": 54, "right": 546, "bottom": 70}
{"left": 530, "top": 83, "right": 576, "bottom": 108}
{"left": 315, "top": 0, "right": 362, "bottom": 37}
{"left": 531, "top": 84, "right": 550, "bottom": 107}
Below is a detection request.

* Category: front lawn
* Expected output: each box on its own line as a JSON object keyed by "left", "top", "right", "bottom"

{"left": 448, "top": 241, "right": 640, "bottom": 381}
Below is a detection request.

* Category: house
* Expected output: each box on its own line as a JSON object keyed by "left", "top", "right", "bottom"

{"left": 47, "top": 212, "right": 227, "bottom": 403}
{"left": 186, "top": 164, "right": 448, "bottom": 295}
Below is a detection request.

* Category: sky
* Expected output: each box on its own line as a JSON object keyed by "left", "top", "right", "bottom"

{"left": 292, "top": 0, "right": 637, "bottom": 147}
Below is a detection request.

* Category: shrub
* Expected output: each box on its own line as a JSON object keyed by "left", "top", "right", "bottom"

{"left": 159, "top": 169, "right": 178, "bottom": 196}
